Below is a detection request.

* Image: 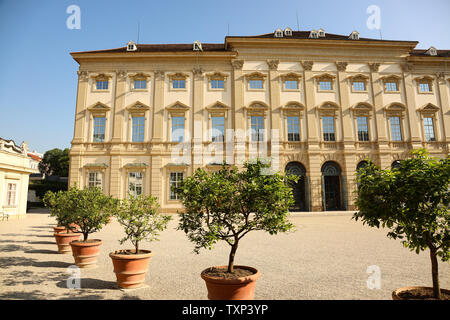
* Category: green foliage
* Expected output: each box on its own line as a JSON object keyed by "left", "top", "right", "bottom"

{"left": 43, "top": 189, "right": 74, "bottom": 230}
{"left": 354, "top": 149, "right": 449, "bottom": 298}
{"left": 114, "top": 194, "right": 172, "bottom": 254}
{"left": 29, "top": 180, "right": 67, "bottom": 199}
{"left": 39, "top": 148, "right": 70, "bottom": 177}
{"left": 354, "top": 149, "right": 449, "bottom": 259}
{"left": 176, "top": 160, "right": 296, "bottom": 271}
{"left": 64, "top": 185, "right": 117, "bottom": 241}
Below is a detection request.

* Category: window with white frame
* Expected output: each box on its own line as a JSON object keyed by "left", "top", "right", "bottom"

{"left": 419, "top": 82, "right": 431, "bottom": 93}
{"left": 210, "top": 79, "right": 224, "bottom": 89}
{"left": 249, "top": 79, "right": 263, "bottom": 89}
{"left": 251, "top": 116, "right": 264, "bottom": 141}
{"left": 287, "top": 116, "right": 300, "bottom": 141}
{"left": 284, "top": 80, "right": 298, "bottom": 90}
{"left": 96, "top": 80, "right": 108, "bottom": 90}
{"left": 423, "top": 117, "right": 436, "bottom": 141}
{"left": 319, "top": 80, "right": 332, "bottom": 91}
{"left": 322, "top": 116, "right": 335, "bottom": 141}
{"left": 93, "top": 117, "right": 106, "bottom": 142}
{"left": 389, "top": 116, "right": 402, "bottom": 141}
{"left": 356, "top": 116, "right": 369, "bottom": 141}
{"left": 352, "top": 81, "right": 366, "bottom": 91}
{"left": 169, "top": 172, "right": 184, "bottom": 200}
{"left": 211, "top": 116, "right": 225, "bottom": 142}
{"left": 128, "top": 172, "right": 143, "bottom": 197}
{"left": 131, "top": 116, "right": 145, "bottom": 142}
{"left": 88, "top": 172, "right": 103, "bottom": 190}
{"left": 171, "top": 116, "right": 185, "bottom": 142}
{"left": 172, "top": 79, "right": 185, "bottom": 89}
{"left": 385, "top": 81, "right": 398, "bottom": 92}
{"left": 6, "top": 183, "right": 17, "bottom": 206}
{"left": 134, "top": 79, "right": 147, "bottom": 89}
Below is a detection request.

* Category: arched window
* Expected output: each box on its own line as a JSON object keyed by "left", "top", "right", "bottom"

{"left": 391, "top": 160, "right": 401, "bottom": 170}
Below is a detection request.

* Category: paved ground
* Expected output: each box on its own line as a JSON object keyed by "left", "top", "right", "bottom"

{"left": 0, "top": 209, "right": 449, "bottom": 300}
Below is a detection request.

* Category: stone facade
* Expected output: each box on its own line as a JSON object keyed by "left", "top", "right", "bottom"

{"left": 69, "top": 31, "right": 450, "bottom": 213}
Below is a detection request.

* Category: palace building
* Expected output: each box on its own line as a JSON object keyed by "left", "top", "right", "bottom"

{"left": 69, "top": 29, "right": 450, "bottom": 213}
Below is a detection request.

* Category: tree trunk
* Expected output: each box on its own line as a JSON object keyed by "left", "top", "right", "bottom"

{"left": 430, "top": 248, "right": 441, "bottom": 299}
{"left": 83, "top": 232, "right": 88, "bottom": 241}
{"left": 135, "top": 241, "right": 139, "bottom": 254}
{"left": 227, "top": 240, "right": 239, "bottom": 273}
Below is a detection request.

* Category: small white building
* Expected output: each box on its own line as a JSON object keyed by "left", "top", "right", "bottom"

{"left": 0, "top": 138, "right": 39, "bottom": 219}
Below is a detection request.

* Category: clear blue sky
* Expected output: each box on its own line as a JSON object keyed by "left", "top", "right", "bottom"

{"left": 1, "top": 0, "right": 449, "bottom": 153}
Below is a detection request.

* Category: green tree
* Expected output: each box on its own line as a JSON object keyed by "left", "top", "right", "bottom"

{"left": 354, "top": 149, "right": 450, "bottom": 299}
{"left": 176, "top": 160, "right": 296, "bottom": 273}
{"left": 65, "top": 185, "right": 117, "bottom": 241}
{"left": 114, "top": 194, "right": 172, "bottom": 254}
{"left": 43, "top": 189, "right": 73, "bottom": 231}
{"left": 39, "top": 148, "right": 70, "bottom": 176}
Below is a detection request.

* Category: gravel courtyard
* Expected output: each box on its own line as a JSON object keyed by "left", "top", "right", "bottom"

{"left": 0, "top": 209, "right": 449, "bottom": 300}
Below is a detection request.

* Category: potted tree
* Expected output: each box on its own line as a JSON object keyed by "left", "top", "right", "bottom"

{"left": 43, "top": 190, "right": 81, "bottom": 253}
{"left": 66, "top": 185, "right": 117, "bottom": 268}
{"left": 176, "top": 160, "right": 296, "bottom": 300}
{"left": 354, "top": 149, "right": 449, "bottom": 300}
{"left": 109, "top": 194, "right": 171, "bottom": 289}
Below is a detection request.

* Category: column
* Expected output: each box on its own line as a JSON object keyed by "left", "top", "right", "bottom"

{"left": 401, "top": 63, "right": 422, "bottom": 148}
{"left": 267, "top": 60, "right": 281, "bottom": 170}
{"left": 231, "top": 60, "right": 245, "bottom": 167}
{"left": 192, "top": 67, "right": 204, "bottom": 170}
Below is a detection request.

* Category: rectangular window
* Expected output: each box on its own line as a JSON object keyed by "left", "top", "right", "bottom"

{"left": 357, "top": 116, "right": 369, "bottom": 141}
{"left": 211, "top": 79, "right": 224, "bottom": 89}
{"left": 352, "top": 81, "right": 366, "bottom": 91}
{"left": 419, "top": 82, "right": 431, "bottom": 92}
{"left": 128, "top": 172, "right": 143, "bottom": 198}
{"left": 423, "top": 117, "right": 435, "bottom": 141}
{"left": 390, "top": 116, "right": 402, "bottom": 141}
{"left": 287, "top": 116, "right": 300, "bottom": 141}
{"left": 172, "top": 79, "right": 185, "bottom": 89}
{"left": 319, "top": 81, "right": 332, "bottom": 91}
{"left": 88, "top": 172, "right": 102, "bottom": 190}
{"left": 322, "top": 116, "right": 335, "bottom": 141}
{"left": 6, "top": 183, "right": 17, "bottom": 206}
{"left": 93, "top": 117, "right": 106, "bottom": 142}
{"left": 211, "top": 116, "right": 225, "bottom": 142}
{"left": 385, "top": 82, "right": 398, "bottom": 92}
{"left": 171, "top": 116, "right": 185, "bottom": 142}
{"left": 132, "top": 116, "right": 145, "bottom": 142}
{"left": 249, "top": 79, "right": 263, "bottom": 89}
{"left": 169, "top": 172, "right": 184, "bottom": 200}
{"left": 96, "top": 80, "right": 108, "bottom": 90}
{"left": 284, "top": 80, "right": 298, "bottom": 90}
{"left": 134, "top": 80, "right": 147, "bottom": 89}
{"left": 251, "top": 116, "right": 264, "bottom": 141}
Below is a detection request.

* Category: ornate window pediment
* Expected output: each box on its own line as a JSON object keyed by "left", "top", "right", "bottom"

{"left": 91, "top": 73, "right": 112, "bottom": 81}
{"left": 245, "top": 101, "right": 269, "bottom": 116}
{"left": 351, "top": 102, "right": 373, "bottom": 117}
{"left": 282, "top": 101, "right": 304, "bottom": 117}
{"left": 87, "top": 102, "right": 110, "bottom": 114}
{"left": 280, "top": 72, "right": 302, "bottom": 81}
{"left": 314, "top": 73, "right": 336, "bottom": 91}
{"left": 418, "top": 103, "right": 439, "bottom": 117}
{"left": 91, "top": 73, "right": 112, "bottom": 91}
{"left": 348, "top": 74, "right": 369, "bottom": 92}
{"left": 168, "top": 72, "right": 189, "bottom": 80}
{"left": 317, "top": 101, "right": 339, "bottom": 117}
{"left": 245, "top": 72, "right": 267, "bottom": 80}
{"left": 126, "top": 101, "right": 150, "bottom": 112}
{"left": 205, "top": 101, "right": 230, "bottom": 118}
{"left": 384, "top": 103, "right": 406, "bottom": 117}
{"left": 165, "top": 101, "right": 190, "bottom": 114}
{"left": 206, "top": 72, "right": 228, "bottom": 80}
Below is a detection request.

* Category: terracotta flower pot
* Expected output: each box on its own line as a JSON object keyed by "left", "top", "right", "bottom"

{"left": 70, "top": 239, "right": 103, "bottom": 268}
{"left": 53, "top": 226, "right": 66, "bottom": 234}
{"left": 201, "top": 265, "right": 261, "bottom": 300}
{"left": 109, "top": 250, "right": 153, "bottom": 289}
{"left": 392, "top": 286, "right": 450, "bottom": 300}
{"left": 53, "top": 232, "right": 81, "bottom": 254}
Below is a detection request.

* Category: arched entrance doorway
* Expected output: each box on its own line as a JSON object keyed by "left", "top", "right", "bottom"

{"left": 321, "top": 161, "right": 342, "bottom": 211}
{"left": 285, "top": 162, "right": 307, "bottom": 211}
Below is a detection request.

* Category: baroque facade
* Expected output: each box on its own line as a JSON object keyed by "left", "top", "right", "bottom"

{"left": 0, "top": 138, "right": 39, "bottom": 219}
{"left": 69, "top": 29, "right": 450, "bottom": 213}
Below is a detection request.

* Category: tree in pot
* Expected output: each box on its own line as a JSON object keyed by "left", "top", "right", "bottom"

{"left": 176, "top": 160, "right": 296, "bottom": 300}
{"left": 354, "top": 149, "right": 449, "bottom": 300}
{"left": 43, "top": 190, "right": 81, "bottom": 253}
{"left": 109, "top": 194, "right": 171, "bottom": 289}
{"left": 66, "top": 185, "right": 117, "bottom": 268}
